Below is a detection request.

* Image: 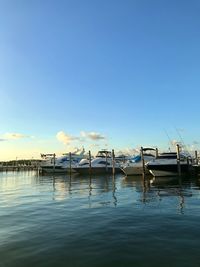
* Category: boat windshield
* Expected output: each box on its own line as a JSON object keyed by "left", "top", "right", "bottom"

{"left": 131, "top": 155, "right": 141, "bottom": 163}
{"left": 96, "top": 151, "right": 111, "bottom": 158}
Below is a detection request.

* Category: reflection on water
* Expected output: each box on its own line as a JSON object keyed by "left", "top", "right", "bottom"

{"left": 0, "top": 171, "right": 197, "bottom": 213}
{"left": 1, "top": 171, "right": 200, "bottom": 267}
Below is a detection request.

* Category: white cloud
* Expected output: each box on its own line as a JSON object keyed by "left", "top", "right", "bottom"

{"left": 80, "top": 131, "right": 87, "bottom": 138}
{"left": 4, "top": 133, "right": 31, "bottom": 140}
{"left": 56, "top": 130, "right": 106, "bottom": 146}
{"left": 80, "top": 131, "right": 105, "bottom": 141}
{"left": 56, "top": 131, "right": 79, "bottom": 145}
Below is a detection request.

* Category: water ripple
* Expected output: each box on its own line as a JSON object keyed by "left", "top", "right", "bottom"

{"left": 1, "top": 172, "right": 200, "bottom": 267}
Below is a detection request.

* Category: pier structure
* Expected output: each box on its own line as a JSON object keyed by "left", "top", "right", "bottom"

{"left": 0, "top": 159, "right": 41, "bottom": 172}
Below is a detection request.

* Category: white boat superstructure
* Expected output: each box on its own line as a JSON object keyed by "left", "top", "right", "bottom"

{"left": 73, "top": 150, "right": 123, "bottom": 175}
{"left": 121, "top": 148, "right": 156, "bottom": 176}
{"left": 40, "top": 148, "right": 86, "bottom": 173}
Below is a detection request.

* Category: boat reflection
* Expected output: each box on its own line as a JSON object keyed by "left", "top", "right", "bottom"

{"left": 122, "top": 174, "right": 193, "bottom": 213}
{"left": 36, "top": 173, "right": 119, "bottom": 205}
{"left": 35, "top": 172, "right": 194, "bottom": 211}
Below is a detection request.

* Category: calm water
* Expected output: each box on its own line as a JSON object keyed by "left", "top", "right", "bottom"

{"left": 1, "top": 171, "right": 200, "bottom": 267}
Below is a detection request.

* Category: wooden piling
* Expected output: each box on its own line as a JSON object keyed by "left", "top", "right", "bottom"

{"left": 176, "top": 144, "right": 181, "bottom": 176}
{"left": 105, "top": 151, "right": 108, "bottom": 173}
{"left": 53, "top": 153, "right": 56, "bottom": 173}
{"left": 141, "top": 147, "right": 145, "bottom": 176}
{"left": 112, "top": 149, "right": 115, "bottom": 176}
{"left": 89, "top": 150, "right": 92, "bottom": 175}
{"left": 69, "top": 152, "right": 72, "bottom": 176}
{"left": 195, "top": 150, "right": 198, "bottom": 165}
{"left": 155, "top": 148, "right": 158, "bottom": 158}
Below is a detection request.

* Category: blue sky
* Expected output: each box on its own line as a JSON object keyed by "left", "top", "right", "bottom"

{"left": 1, "top": 0, "right": 200, "bottom": 159}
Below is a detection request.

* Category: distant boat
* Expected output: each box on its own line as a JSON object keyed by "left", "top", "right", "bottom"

{"left": 146, "top": 152, "right": 191, "bottom": 177}
{"left": 73, "top": 150, "right": 123, "bottom": 175}
{"left": 121, "top": 148, "right": 156, "bottom": 176}
{"left": 40, "top": 148, "right": 86, "bottom": 173}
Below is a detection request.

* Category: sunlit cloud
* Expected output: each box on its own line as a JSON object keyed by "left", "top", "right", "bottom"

{"left": 56, "top": 130, "right": 106, "bottom": 147}
{"left": 56, "top": 131, "right": 79, "bottom": 145}
{"left": 4, "top": 133, "right": 32, "bottom": 140}
{"left": 80, "top": 131, "right": 105, "bottom": 140}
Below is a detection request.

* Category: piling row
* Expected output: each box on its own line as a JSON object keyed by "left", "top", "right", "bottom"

{"left": 2, "top": 147, "right": 200, "bottom": 176}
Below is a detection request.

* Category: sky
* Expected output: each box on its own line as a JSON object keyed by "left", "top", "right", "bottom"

{"left": 1, "top": 0, "right": 200, "bottom": 160}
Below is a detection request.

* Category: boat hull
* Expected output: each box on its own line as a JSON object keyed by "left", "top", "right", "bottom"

{"left": 40, "top": 166, "right": 76, "bottom": 174}
{"left": 148, "top": 164, "right": 189, "bottom": 177}
{"left": 122, "top": 166, "right": 150, "bottom": 176}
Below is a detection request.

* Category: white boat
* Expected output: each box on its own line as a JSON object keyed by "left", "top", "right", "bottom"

{"left": 73, "top": 150, "right": 123, "bottom": 175}
{"left": 146, "top": 152, "right": 191, "bottom": 177}
{"left": 121, "top": 148, "right": 156, "bottom": 176}
{"left": 40, "top": 148, "right": 85, "bottom": 173}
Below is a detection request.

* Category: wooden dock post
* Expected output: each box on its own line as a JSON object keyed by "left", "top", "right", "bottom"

{"left": 69, "top": 152, "right": 72, "bottom": 176}
{"left": 176, "top": 144, "right": 181, "bottom": 176}
{"left": 105, "top": 151, "right": 108, "bottom": 173}
{"left": 112, "top": 149, "right": 115, "bottom": 176}
{"left": 141, "top": 147, "right": 145, "bottom": 176}
{"left": 155, "top": 148, "right": 158, "bottom": 158}
{"left": 53, "top": 153, "right": 56, "bottom": 173}
{"left": 195, "top": 150, "right": 198, "bottom": 165}
{"left": 89, "top": 150, "right": 92, "bottom": 175}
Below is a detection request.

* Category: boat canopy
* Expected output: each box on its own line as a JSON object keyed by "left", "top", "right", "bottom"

{"left": 142, "top": 148, "right": 156, "bottom": 151}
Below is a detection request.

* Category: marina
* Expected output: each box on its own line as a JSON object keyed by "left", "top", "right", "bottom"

{"left": 0, "top": 145, "right": 200, "bottom": 267}
{"left": 2, "top": 1, "right": 200, "bottom": 266}
{"left": 1, "top": 145, "right": 200, "bottom": 178}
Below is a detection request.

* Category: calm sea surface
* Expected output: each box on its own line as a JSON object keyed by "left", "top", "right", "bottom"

{"left": 0, "top": 171, "right": 200, "bottom": 267}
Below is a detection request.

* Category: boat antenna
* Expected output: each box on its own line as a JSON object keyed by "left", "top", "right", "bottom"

{"left": 175, "top": 127, "right": 189, "bottom": 153}
{"left": 163, "top": 128, "right": 172, "bottom": 151}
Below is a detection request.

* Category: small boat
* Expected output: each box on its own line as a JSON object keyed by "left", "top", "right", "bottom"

{"left": 40, "top": 148, "right": 85, "bottom": 174}
{"left": 146, "top": 152, "right": 191, "bottom": 177}
{"left": 121, "top": 148, "right": 156, "bottom": 176}
{"left": 73, "top": 150, "right": 123, "bottom": 175}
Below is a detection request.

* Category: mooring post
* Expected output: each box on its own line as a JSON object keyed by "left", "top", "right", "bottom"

{"left": 176, "top": 144, "right": 181, "bottom": 176}
{"left": 112, "top": 149, "right": 115, "bottom": 176}
{"left": 89, "top": 150, "right": 92, "bottom": 175}
{"left": 141, "top": 147, "right": 145, "bottom": 176}
{"left": 195, "top": 150, "right": 198, "bottom": 165}
{"left": 15, "top": 157, "right": 17, "bottom": 171}
{"left": 69, "top": 152, "right": 72, "bottom": 177}
{"left": 105, "top": 151, "right": 108, "bottom": 173}
{"left": 53, "top": 153, "right": 56, "bottom": 173}
{"left": 155, "top": 148, "right": 158, "bottom": 158}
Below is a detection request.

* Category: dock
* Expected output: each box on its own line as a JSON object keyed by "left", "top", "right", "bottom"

{"left": 0, "top": 159, "right": 41, "bottom": 172}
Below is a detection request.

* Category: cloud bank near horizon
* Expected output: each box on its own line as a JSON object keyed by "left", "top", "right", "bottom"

{"left": 0, "top": 133, "right": 33, "bottom": 141}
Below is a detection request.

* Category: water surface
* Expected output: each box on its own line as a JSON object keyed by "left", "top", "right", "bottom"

{"left": 0, "top": 171, "right": 200, "bottom": 267}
